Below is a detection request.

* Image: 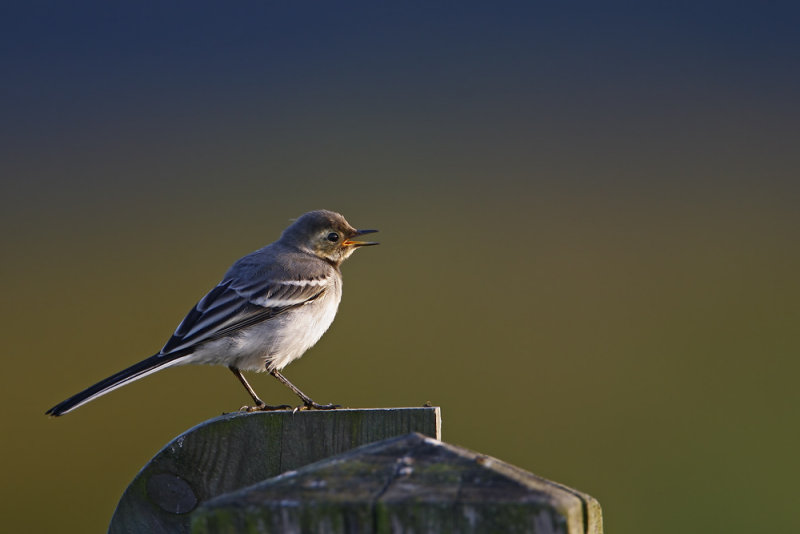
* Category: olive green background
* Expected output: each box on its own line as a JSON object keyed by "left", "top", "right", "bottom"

{"left": 2, "top": 3, "right": 798, "bottom": 532}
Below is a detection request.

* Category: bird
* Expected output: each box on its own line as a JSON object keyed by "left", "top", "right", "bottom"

{"left": 45, "top": 210, "right": 378, "bottom": 416}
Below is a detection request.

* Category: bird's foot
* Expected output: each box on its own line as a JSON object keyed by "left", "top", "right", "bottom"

{"left": 297, "top": 401, "right": 341, "bottom": 411}
{"left": 240, "top": 402, "right": 292, "bottom": 412}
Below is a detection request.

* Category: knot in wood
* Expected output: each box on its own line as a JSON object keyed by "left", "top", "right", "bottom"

{"left": 146, "top": 473, "right": 198, "bottom": 514}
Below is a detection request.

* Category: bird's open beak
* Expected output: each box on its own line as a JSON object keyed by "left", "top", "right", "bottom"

{"left": 344, "top": 229, "right": 379, "bottom": 247}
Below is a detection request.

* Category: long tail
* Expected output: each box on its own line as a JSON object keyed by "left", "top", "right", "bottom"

{"left": 45, "top": 352, "right": 191, "bottom": 416}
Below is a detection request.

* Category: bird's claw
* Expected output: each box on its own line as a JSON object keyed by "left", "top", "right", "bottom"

{"left": 298, "top": 401, "right": 341, "bottom": 411}
{"left": 240, "top": 403, "right": 292, "bottom": 412}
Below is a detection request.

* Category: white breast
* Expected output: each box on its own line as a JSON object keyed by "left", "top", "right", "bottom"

{"left": 265, "top": 278, "right": 342, "bottom": 371}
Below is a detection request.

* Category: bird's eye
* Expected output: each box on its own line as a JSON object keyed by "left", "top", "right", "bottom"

{"left": 327, "top": 232, "right": 340, "bottom": 242}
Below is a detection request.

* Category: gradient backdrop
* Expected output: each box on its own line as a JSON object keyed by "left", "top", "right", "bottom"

{"left": 2, "top": 2, "right": 799, "bottom": 532}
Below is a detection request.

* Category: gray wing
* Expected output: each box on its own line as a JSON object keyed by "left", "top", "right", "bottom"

{"left": 159, "top": 271, "right": 331, "bottom": 356}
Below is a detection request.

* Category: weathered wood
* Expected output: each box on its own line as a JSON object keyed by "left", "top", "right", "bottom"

{"left": 109, "top": 407, "right": 441, "bottom": 534}
{"left": 190, "top": 433, "right": 603, "bottom": 534}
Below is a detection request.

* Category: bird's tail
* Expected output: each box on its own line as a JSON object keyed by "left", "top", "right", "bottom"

{"left": 45, "top": 352, "right": 190, "bottom": 416}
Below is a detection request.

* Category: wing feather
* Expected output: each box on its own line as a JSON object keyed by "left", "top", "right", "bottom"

{"left": 159, "top": 275, "right": 329, "bottom": 355}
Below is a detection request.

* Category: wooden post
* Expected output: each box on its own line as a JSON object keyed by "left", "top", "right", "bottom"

{"left": 108, "top": 407, "right": 602, "bottom": 533}
{"left": 190, "top": 433, "right": 602, "bottom": 534}
{"left": 109, "top": 407, "right": 441, "bottom": 534}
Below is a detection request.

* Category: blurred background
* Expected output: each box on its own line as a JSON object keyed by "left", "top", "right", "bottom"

{"left": 2, "top": 2, "right": 798, "bottom": 532}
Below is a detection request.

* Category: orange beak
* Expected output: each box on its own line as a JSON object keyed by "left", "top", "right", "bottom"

{"left": 343, "top": 229, "right": 379, "bottom": 247}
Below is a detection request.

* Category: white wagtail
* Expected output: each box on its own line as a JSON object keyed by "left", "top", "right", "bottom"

{"left": 45, "top": 210, "right": 378, "bottom": 416}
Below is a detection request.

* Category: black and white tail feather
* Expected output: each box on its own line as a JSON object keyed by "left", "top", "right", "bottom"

{"left": 44, "top": 351, "right": 192, "bottom": 416}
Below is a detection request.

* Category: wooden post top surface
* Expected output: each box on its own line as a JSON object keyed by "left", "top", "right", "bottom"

{"left": 108, "top": 406, "right": 441, "bottom": 533}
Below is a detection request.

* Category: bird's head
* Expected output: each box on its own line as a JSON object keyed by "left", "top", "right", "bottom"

{"left": 280, "top": 210, "right": 378, "bottom": 265}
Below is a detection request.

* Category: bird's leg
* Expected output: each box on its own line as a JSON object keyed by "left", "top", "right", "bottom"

{"left": 269, "top": 369, "right": 341, "bottom": 410}
{"left": 229, "top": 367, "right": 291, "bottom": 411}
